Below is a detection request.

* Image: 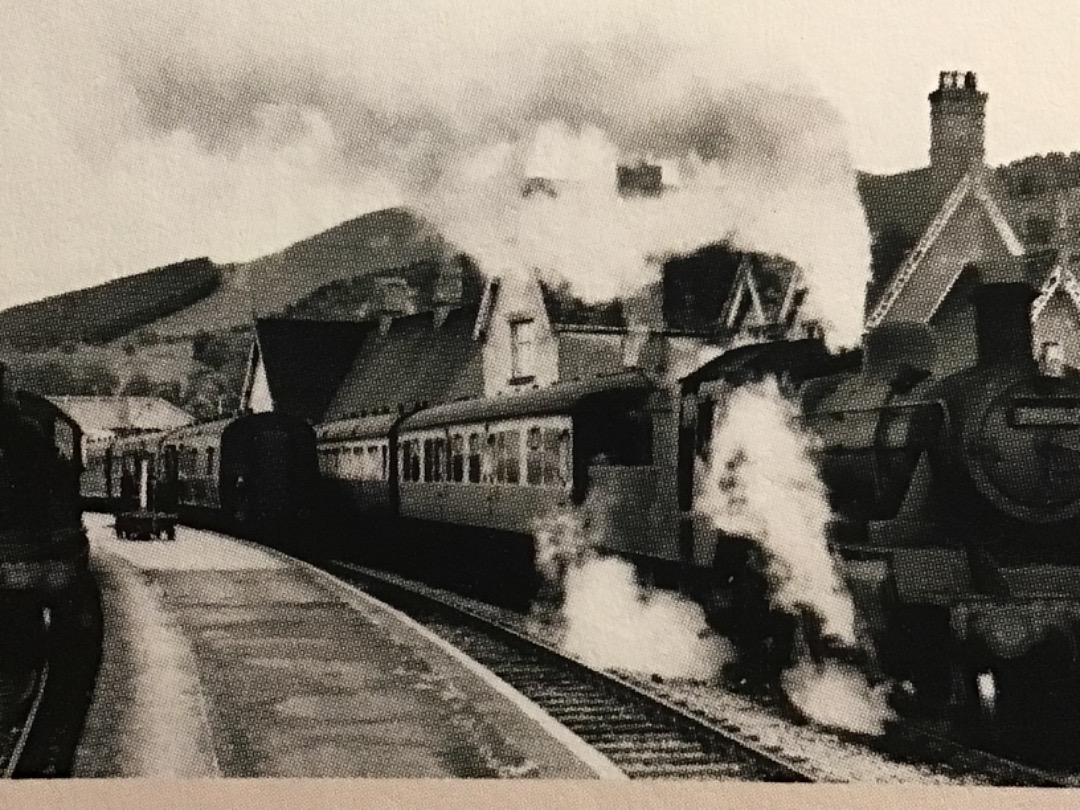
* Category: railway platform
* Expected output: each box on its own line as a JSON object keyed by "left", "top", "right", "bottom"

{"left": 72, "top": 513, "right": 615, "bottom": 778}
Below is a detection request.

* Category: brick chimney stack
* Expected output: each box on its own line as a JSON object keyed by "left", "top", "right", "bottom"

{"left": 929, "top": 70, "right": 987, "bottom": 193}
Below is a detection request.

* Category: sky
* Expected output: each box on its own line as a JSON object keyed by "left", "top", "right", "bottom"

{"left": 1, "top": 0, "right": 1078, "bottom": 310}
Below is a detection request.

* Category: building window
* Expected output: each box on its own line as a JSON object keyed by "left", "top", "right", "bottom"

{"left": 510, "top": 318, "right": 536, "bottom": 381}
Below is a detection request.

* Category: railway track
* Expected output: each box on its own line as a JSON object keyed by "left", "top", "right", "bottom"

{"left": 327, "top": 561, "right": 819, "bottom": 781}
{"left": 0, "top": 662, "right": 49, "bottom": 778}
{"left": 327, "top": 561, "right": 1077, "bottom": 786}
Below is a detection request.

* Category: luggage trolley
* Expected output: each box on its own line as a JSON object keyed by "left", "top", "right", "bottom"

{"left": 115, "top": 449, "right": 177, "bottom": 541}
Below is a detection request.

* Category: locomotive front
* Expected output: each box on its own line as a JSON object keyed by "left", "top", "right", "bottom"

{"left": 804, "top": 281, "right": 1080, "bottom": 762}
{"left": 933, "top": 283, "right": 1080, "bottom": 541}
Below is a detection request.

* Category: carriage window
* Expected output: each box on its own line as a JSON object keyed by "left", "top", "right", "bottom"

{"left": 433, "top": 438, "right": 446, "bottom": 482}
{"left": 484, "top": 434, "right": 497, "bottom": 483}
{"left": 505, "top": 430, "right": 521, "bottom": 484}
{"left": 423, "top": 439, "right": 433, "bottom": 481}
{"left": 403, "top": 440, "right": 423, "bottom": 483}
{"left": 584, "top": 404, "right": 653, "bottom": 466}
{"left": 526, "top": 427, "right": 543, "bottom": 486}
{"left": 381, "top": 445, "right": 389, "bottom": 480}
{"left": 206, "top": 447, "right": 216, "bottom": 477}
{"left": 543, "top": 428, "right": 570, "bottom": 487}
{"left": 494, "top": 433, "right": 506, "bottom": 483}
{"left": 450, "top": 434, "right": 465, "bottom": 483}
{"left": 467, "top": 433, "right": 482, "bottom": 483}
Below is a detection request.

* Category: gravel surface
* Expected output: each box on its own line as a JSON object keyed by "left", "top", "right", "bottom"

{"left": 342, "top": 565, "right": 1003, "bottom": 784}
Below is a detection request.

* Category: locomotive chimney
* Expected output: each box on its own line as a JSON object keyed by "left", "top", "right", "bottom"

{"left": 971, "top": 282, "right": 1037, "bottom": 370}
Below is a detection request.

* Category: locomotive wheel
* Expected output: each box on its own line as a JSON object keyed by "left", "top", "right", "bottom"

{"left": 883, "top": 606, "right": 954, "bottom": 717}
{"left": 953, "top": 632, "right": 1080, "bottom": 768}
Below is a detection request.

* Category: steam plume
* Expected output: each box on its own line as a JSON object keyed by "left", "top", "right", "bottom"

{"left": 5, "top": 0, "right": 870, "bottom": 345}
{"left": 533, "top": 498, "right": 730, "bottom": 681}
{"left": 696, "top": 377, "right": 893, "bottom": 733}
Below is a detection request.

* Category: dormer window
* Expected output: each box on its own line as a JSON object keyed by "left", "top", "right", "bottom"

{"left": 509, "top": 317, "right": 536, "bottom": 382}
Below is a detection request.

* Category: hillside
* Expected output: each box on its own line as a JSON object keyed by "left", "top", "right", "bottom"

{"left": 151, "top": 207, "right": 451, "bottom": 336}
{"left": 0, "top": 258, "right": 221, "bottom": 351}
{"left": 0, "top": 206, "right": 458, "bottom": 419}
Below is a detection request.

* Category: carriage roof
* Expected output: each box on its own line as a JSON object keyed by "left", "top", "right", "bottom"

{"left": 316, "top": 413, "right": 399, "bottom": 442}
{"left": 401, "top": 370, "right": 654, "bottom": 431}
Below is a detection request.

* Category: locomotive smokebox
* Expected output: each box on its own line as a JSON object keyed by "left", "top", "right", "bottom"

{"left": 971, "top": 282, "right": 1037, "bottom": 371}
{"left": 863, "top": 322, "right": 935, "bottom": 377}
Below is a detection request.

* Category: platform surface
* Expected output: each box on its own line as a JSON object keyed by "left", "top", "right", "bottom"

{"left": 74, "top": 513, "right": 605, "bottom": 778}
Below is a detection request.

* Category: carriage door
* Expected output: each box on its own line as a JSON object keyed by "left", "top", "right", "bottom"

{"left": 250, "top": 426, "right": 293, "bottom": 528}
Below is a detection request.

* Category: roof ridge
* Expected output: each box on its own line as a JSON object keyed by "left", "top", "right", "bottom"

{"left": 865, "top": 172, "right": 974, "bottom": 329}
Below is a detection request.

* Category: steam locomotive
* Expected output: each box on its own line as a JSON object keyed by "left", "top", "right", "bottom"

{"left": 680, "top": 281, "right": 1080, "bottom": 763}
{"left": 83, "top": 278, "right": 1080, "bottom": 763}
{"left": 0, "top": 364, "right": 94, "bottom": 747}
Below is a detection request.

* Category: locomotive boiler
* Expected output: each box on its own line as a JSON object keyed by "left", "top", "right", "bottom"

{"left": 795, "top": 281, "right": 1080, "bottom": 760}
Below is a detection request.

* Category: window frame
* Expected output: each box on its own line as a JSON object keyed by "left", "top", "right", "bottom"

{"left": 508, "top": 317, "right": 537, "bottom": 382}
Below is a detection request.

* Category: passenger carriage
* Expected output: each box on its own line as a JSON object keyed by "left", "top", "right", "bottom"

{"left": 391, "top": 371, "right": 664, "bottom": 601}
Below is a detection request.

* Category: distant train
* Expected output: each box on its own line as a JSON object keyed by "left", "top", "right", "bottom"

{"left": 82, "top": 279, "right": 1080, "bottom": 765}
{"left": 82, "top": 412, "right": 319, "bottom": 551}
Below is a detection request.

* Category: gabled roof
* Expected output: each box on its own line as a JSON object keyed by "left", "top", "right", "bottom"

{"left": 865, "top": 169, "right": 1025, "bottom": 329}
{"left": 1033, "top": 259, "right": 1080, "bottom": 321}
{"left": 859, "top": 167, "right": 944, "bottom": 244}
{"left": 251, "top": 319, "right": 374, "bottom": 421}
{"left": 719, "top": 255, "right": 803, "bottom": 334}
{"left": 322, "top": 305, "right": 483, "bottom": 422}
{"left": 47, "top": 395, "right": 194, "bottom": 435}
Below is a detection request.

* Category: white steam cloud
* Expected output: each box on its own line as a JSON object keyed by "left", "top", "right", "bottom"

{"left": 697, "top": 377, "right": 857, "bottom": 643}
{"left": 4, "top": 0, "right": 870, "bottom": 346}
{"left": 696, "top": 377, "right": 894, "bottom": 734}
{"left": 532, "top": 499, "right": 730, "bottom": 681}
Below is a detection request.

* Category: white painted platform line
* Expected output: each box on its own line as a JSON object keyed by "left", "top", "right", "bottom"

{"left": 96, "top": 554, "right": 222, "bottom": 777}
